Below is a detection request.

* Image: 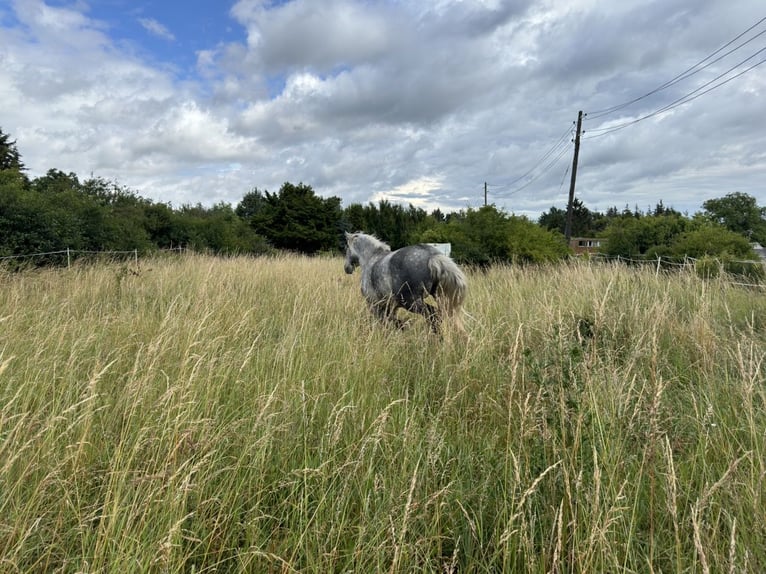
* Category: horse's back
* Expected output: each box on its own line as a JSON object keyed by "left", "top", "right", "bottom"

{"left": 375, "top": 245, "right": 444, "bottom": 309}
{"left": 389, "top": 245, "right": 438, "bottom": 285}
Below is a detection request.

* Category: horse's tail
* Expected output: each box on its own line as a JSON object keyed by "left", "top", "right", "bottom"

{"left": 428, "top": 254, "right": 467, "bottom": 316}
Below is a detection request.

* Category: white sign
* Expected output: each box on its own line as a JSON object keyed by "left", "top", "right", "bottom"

{"left": 427, "top": 243, "right": 451, "bottom": 257}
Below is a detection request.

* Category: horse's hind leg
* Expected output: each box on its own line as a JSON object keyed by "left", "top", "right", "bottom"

{"left": 371, "top": 299, "right": 406, "bottom": 329}
{"left": 411, "top": 299, "right": 441, "bottom": 333}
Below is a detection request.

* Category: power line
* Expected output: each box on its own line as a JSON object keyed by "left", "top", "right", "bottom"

{"left": 584, "top": 48, "right": 766, "bottom": 139}
{"left": 486, "top": 125, "right": 573, "bottom": 192}
{"left": 543, "top": 16, "right": 766, "bottom": 225}
{"left": 557, "top": 162, "right": 570, "bottom": 194}
{"left": 491, "top": 140, "right": 572, "bottom": 198}
{"left": 489, "top": 142, "right": 571, "bottom": 195}
{"left": 586, "top": 15, "right": 766, "bottom": 120}
{"left": 487, "top": 17, "right": 766, "bottom": 209}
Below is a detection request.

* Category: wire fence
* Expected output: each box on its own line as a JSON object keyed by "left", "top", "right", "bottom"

{"left": 0, "top": 247, "right": 187, "bottom": 268}
{"left": 586, "top": 252, "right": 765, "bottom": 265}
{"left": 584, "top": 252, "right": 766, "bottom": 288}
{"left": 2, "top": 247, "right": 765, "bottom": 288}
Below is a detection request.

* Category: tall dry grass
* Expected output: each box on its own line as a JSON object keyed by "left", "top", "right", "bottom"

{"left": 0, "top": 254, "right": 764, "bottom": 572}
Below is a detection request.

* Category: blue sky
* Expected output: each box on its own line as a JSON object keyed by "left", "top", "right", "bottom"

{"left": 57, "top": 1, "right": 244, "bottom": 76}
{"left": 1, "top": 0, "right": 765, "bottom": 217}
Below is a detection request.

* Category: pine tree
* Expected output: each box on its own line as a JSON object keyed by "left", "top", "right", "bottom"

{"left": 0, "top": 128, "right": 26, "bottom": 173}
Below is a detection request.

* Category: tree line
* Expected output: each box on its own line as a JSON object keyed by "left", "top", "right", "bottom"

{"left": 1, "top": 128, "right": 764, "bottom": 272}
{"left": 539, "top": 196, "right": 765, "bottom": 273}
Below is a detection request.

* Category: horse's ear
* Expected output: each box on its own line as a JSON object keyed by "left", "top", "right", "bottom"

{"left": 344, "top": 231, "right": 353, "bottom": 241}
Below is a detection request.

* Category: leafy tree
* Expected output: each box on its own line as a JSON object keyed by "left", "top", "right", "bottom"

{"left": 0, "top": 129, "right": 276, "bottom": 260}
{"left": 342, "top": 203, "right": 367, "bottom": 233}
{"left": 600, "top": 213, "right": 690, "bottom": 258}
{"left": 341, "top": 200, "right": 428, "bottom": 249}
{"left": 417, "top": 220, "right": 486, "bottom": 265}
{"left": 0, "top": 182, "right": 57, "bottom": 256}
{"left": 21, "top": 171, "right": 103, "bottom": 253}
{"left": 670, "top": 224, "right": 763, "bottom": 280}
{"left": 374, "top": 200, "right": 414, "bottom": 248}
{"left": 538, "top": 205, "right": 567, "bottom": 234}
{"left": 143, "top": 203, "right": 180, "bottom": 249}
{"left": 81, "top": 176, "right": 143, "bottom": 207}
{"left": 0, "top": 154, "right": 87, "bottom": 256}
{"left": 77, "top": 177, "right": 155, "bottom": 250}
{"left": 506, "top": 216, "right": 570, "bottom": 263}
{"left": 417, "top": 205, "right": 569, "bottom": 265}
{"left": 415, "top": 206, "right": 511, "bottom": 265}
{"left": 702, "top": 192, "right": 766, "bottom": 244}
{"left": 346, "top": 201, "right": 427, "bottom": 246}
{"left": 651, "top": 200, "right": 681, "bottom": 217}
{"left": 240, "top": 182, "right": 342, "bottom": 253}
{"left": 600, "top": 217, "right": 641, "bottom": 258}
{"left": 461, "top": 206, "right": 514, "bottom": 262}
{"left": 30, "top": 169, "right": 81, "bottom": 195}
{"left": 430, "top": 208, "right": 446, "bottom": 223}
{"left": 235, "top": 187, "right": 269, "bottom": 220}
{"left": 182, "top": 202, "right": 270, "bottom": 254}
{"left": 30, "top": 171, "right": 136, "bottom": 250}
{"left": 669, "top": 224, "right": 755, "bottom": 259}
{"left": 0, "top": 184, "right": 104, "bottom": 258}
{"left": 538, "top": 198, "right": 607, "bottom": 237}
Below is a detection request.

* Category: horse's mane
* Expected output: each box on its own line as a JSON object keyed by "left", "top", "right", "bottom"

{"left": 351, "top": 232, "right": 391, "bottom": 252}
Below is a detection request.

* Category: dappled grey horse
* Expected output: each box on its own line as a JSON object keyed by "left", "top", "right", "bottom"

{"left": 343, "top": 232, "right": 467, "bottom": 333}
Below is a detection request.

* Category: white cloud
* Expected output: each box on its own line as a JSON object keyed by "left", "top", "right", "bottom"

{"left": 231, "top": 0, "right": 397, "bottom": 73}
{"left": 1, "top": 0, "right": 765, "bottom": 219}
{"left": 372, "top": 176, "right": 447, "bottom": 211}
{"left": 139, "top": 17, "right": 175, "bottom": 42}
{"left": 134, "top": 100, "right": 259, "bottom": 164}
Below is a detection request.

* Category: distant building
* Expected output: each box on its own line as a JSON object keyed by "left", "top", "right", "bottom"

{"left": 569, "top": 237, "right": 602, "bottom": 255}
{"left": 751, "top": 243, "right": 766, "bottom": 260}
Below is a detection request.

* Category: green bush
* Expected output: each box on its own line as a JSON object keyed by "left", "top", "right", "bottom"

{"left": 694, "top": 254, "right": 765, "bottom": 282}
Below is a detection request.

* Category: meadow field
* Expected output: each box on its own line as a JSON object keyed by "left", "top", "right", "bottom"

{"left": 0, "top": 253, "right": 764, "bottom": 573}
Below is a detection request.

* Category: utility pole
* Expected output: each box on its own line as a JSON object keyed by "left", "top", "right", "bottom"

{"left": 484, "top": 181, "right": 487, "bottom": 206}
{"left": 564, "top": 110, "right": 583, "bottom": 243}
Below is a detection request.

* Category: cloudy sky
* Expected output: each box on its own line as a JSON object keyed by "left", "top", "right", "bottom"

{"left": 1, "top": 0, "right": 764, "bottom": 218}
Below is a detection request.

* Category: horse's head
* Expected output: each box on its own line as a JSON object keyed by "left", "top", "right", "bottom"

{"left": 344, "top": 232, "right": 359, "bottom": 274}
{"left": 344, "top": 231, "right": 389, "bottom": 274}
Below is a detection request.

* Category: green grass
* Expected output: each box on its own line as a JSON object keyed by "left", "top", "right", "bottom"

{"left": 1, "top": 254, "right": 764, "bottom": 572}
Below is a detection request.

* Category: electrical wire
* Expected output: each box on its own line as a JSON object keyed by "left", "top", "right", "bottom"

{"left": 482, "top": 17, "right": 766, "bottom": 202}
{"left": 487, "top": 138, "right": 571, "bottom": 195}
{"left": 491, "top": 141, "right": 572, "bottom": 198}
{"left": 486, "top": 125, "right": 573, "bottom": 191}
{"left": 557, "top": 162, "right": 571, "bottom": 195}
{"left": 584, "top": 48, "right": 766, "bottom": 139}
{"left": 586, "top": 15, "right": 766, "bottom": 120}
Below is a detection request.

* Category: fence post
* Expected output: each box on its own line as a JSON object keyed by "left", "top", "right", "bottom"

{"left": 134, "top": 249, "right": 138, "bottom": 266}
{"left": 67, "top": 247, "right": 70, "bottom": 269}
{"left": 656, "top": 256, "right": 661, "bottom": 277}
